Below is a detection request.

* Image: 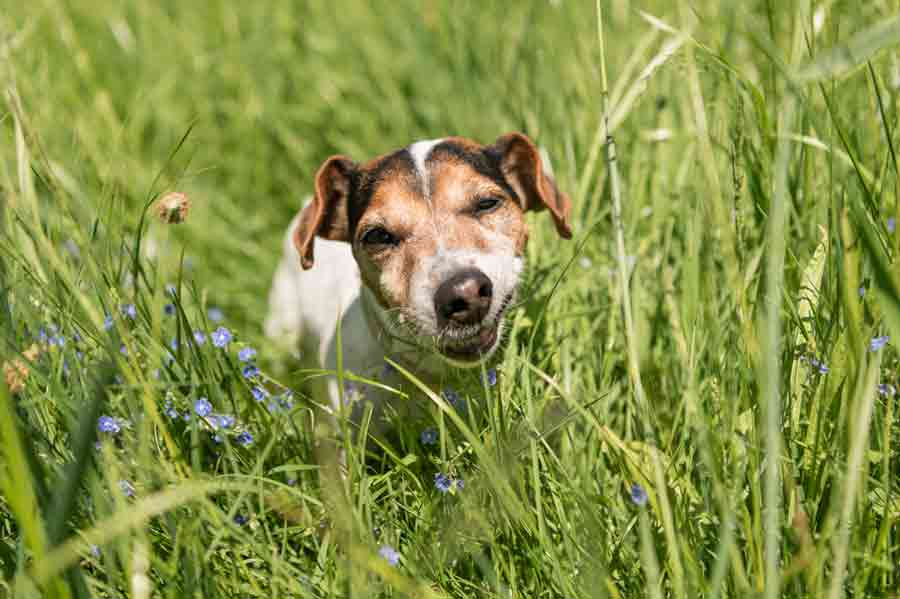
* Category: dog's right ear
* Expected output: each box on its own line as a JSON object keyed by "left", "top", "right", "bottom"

{"left": 293, "top": 156, "right": 357, "bottom": 269}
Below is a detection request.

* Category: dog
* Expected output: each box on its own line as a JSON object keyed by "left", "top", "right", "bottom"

{"left": 265, "top": 133, "right": 572, "bottom": 437}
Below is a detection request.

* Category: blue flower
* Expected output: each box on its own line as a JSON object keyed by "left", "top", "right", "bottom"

{"left": 193, "top": 330, "right": 206, "bottom": 346}
{"left": 889, "top": 217, "right": 896, "bottom": 234}
{"left": 208, "top": 307, "right": 224, "bottom": 322}
{"left": 878, "top": 383, "right": 896, "bottom": 397}
{"left": 118, "top": 479, "right": 135, "bottom": 498}
{"left": 211, "top": 327, "right": 232, "bottom": 348}
{"left": 163, "top": 402, "right": 179, "bottom": 419}
{"left": 89, "top": 544, "right": 101, "bottom": 558}
{"left": 378, "top": 544, "right": 400, "bottom": 566}
{"left": 50, "top": 335, "right": 66, "bottom": 348}
{"left": 456, "top": 478, "right": 465, "bottom": 491}
{"left": 38, "top": 327, "right": 49, "bottom": 343}
{"left": 164, "top": 303, "right": 176, "bottom": 316}
{"left": 119, "top": 344, "right": 128, "bottom": 356}
{"left": 212, "top": 414, "right": 235, "bottom": 430}
{"left": 103, "top": 314, "right": 114, "bottom": 331}
{"left": 194, "top": 398, "right": 213, "bottom": 417}
{"left": 808, "top": 356, "right": 829, "bottom": 374}
{"left": 420, "top": 427, "right": 438, "bottom": 445}
{"left": 170, "top": 338, "right": 179, "bottom": 351}
{"left": 870, "top": 335, "right": 890, "bottom": 352}
{"left": 251, "top": 386, "right": 268, "bottom": 402}
{"left": 434, "top": 472, "right": 453, "bottom": 493}
{"left": 120, "top": 304, "right": 137, "bottom": 320}
{"left": 236, "top": 431, "right": 253, "bottom": 446}
{"left": 98, "top": 415, "right": 121, "bottom": 434}
{"left": 165, "top": 283, "right": 177, "bottom": 296}
{"left": 630, "top": 483, "right": 648, "bottom": 506}
{"left": 443, "top": 387, "right": 466, "bottom": 412}
{"left": 859, "top": 286, "right": 866, "bottom": 298}
{"left": 484, "top": 368, "right": 497, "bottom": 387}
{"left": 242, "top": 364, "right": 260, "bottom": 379}
{"left": 238, "top": 347, "right": 257, "bottom": 362}
{"left": 234, "top": 514, "right": 248, "bottom": 526}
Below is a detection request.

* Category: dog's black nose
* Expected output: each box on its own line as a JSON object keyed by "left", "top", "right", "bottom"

{"left": 434, "top": 269, "right": 493, "bottom": 327}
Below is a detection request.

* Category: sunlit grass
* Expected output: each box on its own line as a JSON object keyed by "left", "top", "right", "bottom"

{"left": 1, "top": 1, "right": 899, "bottom": 597}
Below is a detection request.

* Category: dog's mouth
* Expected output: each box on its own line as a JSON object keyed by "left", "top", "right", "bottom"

{"left": 436, "top": 291, "right": 513, "bottom": 363}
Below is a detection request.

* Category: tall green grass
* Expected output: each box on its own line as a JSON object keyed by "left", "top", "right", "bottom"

{"left": 0, "top": 1, "right": 898, "bottom": 597}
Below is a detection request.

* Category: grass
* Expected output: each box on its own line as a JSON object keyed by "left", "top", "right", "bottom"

{"left": 1, "top": 0, "right": 899, "bottom": 597}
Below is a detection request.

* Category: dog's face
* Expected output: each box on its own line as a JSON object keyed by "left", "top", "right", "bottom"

{"left": 293, "top": 133, "right": 572, "bottom": 366}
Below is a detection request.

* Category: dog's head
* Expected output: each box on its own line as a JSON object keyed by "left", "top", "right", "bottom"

{"left": 293, "top": 133, "right": 572, "bottom": 366}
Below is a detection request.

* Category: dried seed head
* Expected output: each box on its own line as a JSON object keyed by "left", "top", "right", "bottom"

{"left": 3, "top": 359, "right": 29, "bottom": 394}
{"left": 156, "top": 192, "right": 190, "bottom": 224}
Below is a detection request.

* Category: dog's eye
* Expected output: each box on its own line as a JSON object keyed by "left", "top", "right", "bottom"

{"left": 361, "top": 227, "right": 398, "bottom": 246}
{"left": 474, "top": 196, "right": 503, "bottom": 214}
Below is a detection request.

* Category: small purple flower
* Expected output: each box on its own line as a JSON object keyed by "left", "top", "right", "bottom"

{"left": 434, "top": 472, "right": 453, "bottom": 493}
{"left": 89, "top": 544, "right": 101, "bottom": 558}
{"left": 238, "top": 347, "right": 257, "bottom": 362}
{"left": 163, "top": 402, "right": 179, "bottom": 419}
{"left": 211, "top": 326, "right": 232, "bottom": 348}
{"left": 808, "top": 356, "right": 829, "bottom": 374}
{"left": 242, "top": 364, "right": 260, "bottom": 379}
{"left": 103, "top": 314, "right": 114, "bottom": 331}
{"left": 234, "top": 514, "right": 248, "bottom": 526}
{"left": 484, "top": 368, "right": 497, "bottom": 387}
{"left": 194, "top": 398, "right": 212, "bottom": 417}
{"left": 630, "top": 483, "right": 648, "bottom": 506}
{"left": 251, "top": 386, "right": 268, "bottom": 402}
{"left": 208, "top": 307, "right": 224, "bottom": 322}
{"left": 378, "top": 544, "right": 400, "bottom": 566}
{"left": 859, "top": 286, "right": 866, "bottom": 298}
{"left": 420, "top": 427, "right": 438, "bottom": 445}
{"left": 870, "top": 335, "right": 890, "bottom": 352}
{"left": 889, "top": 217, "right": 896, "bottom": 233}
{"left": 213, "top": 414, "right": 236, "bottom": 429}
{"left": 193, "top": 330, "right": 206, "bottom": 346}
{"left": 120, "top": 304, "right": 137, "bottom": 320}
{"left": 236, "top": 431, "right": 253, "bottom": 446}
{"left": 878, "top": 383, "right": 896, "bottom": 397}
{"left": 118, "top": 479, "right": 135, "bottom": 498}
{"left": 50, "top": 335, "right": 66, "bottom": 347}
{"left": 119, "top": 344, "right": 128, "bottom": 357}
{"left": 163, "top": 303, "right": 176, "bottom": 316}
{"left": 98, "top": 415, "right": 121, "bottom": 434}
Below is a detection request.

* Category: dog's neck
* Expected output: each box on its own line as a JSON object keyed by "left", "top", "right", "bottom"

{"left": 358, "top": 286, "right": 448, "bottom": 382}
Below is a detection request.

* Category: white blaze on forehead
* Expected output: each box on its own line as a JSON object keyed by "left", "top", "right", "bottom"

{"left": 406, "top": 138, "right": 444, "bottom": 200}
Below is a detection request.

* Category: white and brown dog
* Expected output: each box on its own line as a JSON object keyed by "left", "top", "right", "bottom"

{"left": 265, "top": 133, "right": 571, "bottom": 434}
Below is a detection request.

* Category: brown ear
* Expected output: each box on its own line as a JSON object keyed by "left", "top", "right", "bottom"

{"left": 293, "top": 156, "right": 357, "bottom": 269}
{"left": 492, "top": 132, "right": 572, "bottom": 239}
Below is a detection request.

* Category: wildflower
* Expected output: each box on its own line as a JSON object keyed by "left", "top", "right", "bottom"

{"left": 236, "top": 431, "right": 253, "bottom": 446}
{"left": 808, "top": 357, "right": 829, "bottom": 374}
{"left": 484, "top": 368, "right": 497, "bottom": 387}
{"left": 165, "top": 283, "right": 177, "bottom": 296}
{"left": 98, "top": 415, "right": 121, "bottom": 434}
{"left": 118, "top": 479, "right": 135, "bottom": 498}
{"left": 156, "top": 191, "right": 190, "bottom": 224}
{"left": 213, "top": 414, "right": 236, "bottom": 429}
{"left": 208, "top": 307, "right": 224, "bottom": 322}
{"left": 49, "top": 334, "right": 66, "bottom": 348}
{"left": 381, "top": 361, "right": 396, "bottom": 377}
{"left": 170, "top": 338, "right": 179, "bottom": 352}
{"left": 193, "top": 330, "right": 206, "bottom": 346}
{"left": 119, "top": 344, "right": 128, "bottom": 357}
{"left": 194, "top": 398, "right": 213, "bottom": 417}
{"left": 89, "top": 545, "right": 101, "bottom": 558}
{"left": 211, "top": 326, "right": 232, "bottom": 348}
{"left": 103, "top": 314, "right": 114, "bottom": 331}
{"left": 443, "top": 387, "right": 466, "bottom": 412}
{"left": 378, "top": 545, "right": 401, "bottom": 566}
{"left": 251, "top": 386, "right": 268, "bottom": 402}
{"left": 120, "top": 304, "right": 137, "bottom": 320}
{"left": 242, "top": 364, "right": 260, "bottom": 379}
{"left": 234, "top": 514, "right": 248, "bottom": 526}
{"left": 859, "top": 286, "right": 866, "bottom": 298}
{"left": 420, "top": 427, "right": 438, "bottom": 445}
{"left": 238, "top": 347, "right": 257, "bottom": 362}
{"left": 630, "top": 483, "right": 648, "bottom": 506}
{"left": 870, "top": 335, "right": 890, "bottom": 352}
{"left": 878, "top": 383, "right": 896, "bottom": 397}
{"left": 434, "top": 472, "right": 453, "bottom": 493}
{"left": 456, "top": 478, "right": 465, "bottom": 491}
{"left": 889, "top": 217, "right": 896, "bottom": 233}
{"left": 164, "top": 303, "right": 175, "bottom": 316}
{"left": 287, "top": 478, "right": 297, "bottom": 486}
{"left": 163, "top": 401, "right": 179, "bottom": 419}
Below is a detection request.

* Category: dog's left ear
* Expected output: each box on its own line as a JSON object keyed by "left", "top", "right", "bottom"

{"left": 293, "top": 155, "right": 357, "bottom": 269}
{"left": 492, "top": 132, "right": 572, "bottom": 239}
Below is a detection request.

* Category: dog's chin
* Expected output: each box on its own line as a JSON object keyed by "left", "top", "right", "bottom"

{"left": 438, "top": 323, "right": 503, "bottom": 368}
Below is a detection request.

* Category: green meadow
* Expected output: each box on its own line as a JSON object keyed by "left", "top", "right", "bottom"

{"left": 1, "top": 0, "right": 899, "bottom": 596}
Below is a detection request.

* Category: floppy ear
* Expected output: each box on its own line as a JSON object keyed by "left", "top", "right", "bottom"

{"left": 492, "top": 132, "right": 572, "bottom": 239}
{"left": 293, "top": 155, "right": 357, "bottom": 269}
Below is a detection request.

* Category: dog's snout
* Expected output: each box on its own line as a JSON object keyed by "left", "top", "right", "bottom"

{"left": 434, "top": 269, "right": 493, "bottom": 326}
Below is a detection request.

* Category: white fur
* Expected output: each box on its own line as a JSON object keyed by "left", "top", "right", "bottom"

{"left": 406, "top": 139, "right": 444, "bottom": 199}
